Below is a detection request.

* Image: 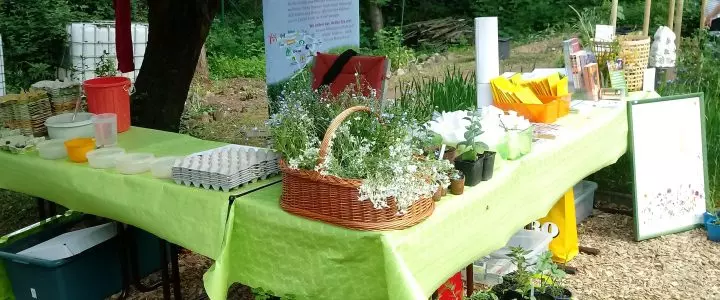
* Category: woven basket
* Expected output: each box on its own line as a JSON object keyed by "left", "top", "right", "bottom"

{"left": 279, "top": 106, "right": 435, "bottom": 231}
{"left": 619, "top": 35, "right": 650, "bottom": 92}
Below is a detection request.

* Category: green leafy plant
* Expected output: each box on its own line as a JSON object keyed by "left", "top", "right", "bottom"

{"left": 468, "top": 290, "right": 499, "bottom": 300}
{"left": 535, "top": 251, "right": 567, "bottom": 297}
{"left": 371, "top": 26, "right": 415, "bottom": 71}
{"left": 456, "top": 109, "right": 488, "bottom": 161}
{"left": 450, "top": 169, "right": 464, "bottom": 180}
{"left": 503, "top": 246, "right": 535, "bottom": 297}
{"left": 397, "top": 67, "right": 476, "bottom": 122}
{"left": 95, "top": 51, "right": 117, "bottom": 77}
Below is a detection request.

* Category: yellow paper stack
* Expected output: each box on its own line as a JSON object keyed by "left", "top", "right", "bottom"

{"left": 490, "top": 73, "right": 569, "bottom": 104}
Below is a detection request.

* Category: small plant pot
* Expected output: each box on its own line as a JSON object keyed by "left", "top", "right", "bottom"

{"left": 481, "top": 151, "right": 496, "bottom": 181}
{"left": 443, "top": 146, "right": 457, "bottom": 162}
{"left": 432, "top": 188, "right": 442, "bottom": 201}
{"left": 704, "top": 212, "right": 717, "bottom": 227}
{"left": 454, "top": 153, "right": 485, "bottom": 186}
{"left": 498, "top": 290, "right": 526, "bottom": 300}
{"left": 553, "top": 289, "right": 573, "bottom": 300}
{"left": 441, "top": 186, "right": 448, "bottom": 196}
{"left": 707, "top": 221, "right": 720, "bottom": 242}
{"left": 450, "top": 178, "right": 465, "bottom": 195}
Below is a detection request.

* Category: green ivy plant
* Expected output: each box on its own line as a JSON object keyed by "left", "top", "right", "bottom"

{"left": 456, "top": 109, "right": 488, "bottom": 162}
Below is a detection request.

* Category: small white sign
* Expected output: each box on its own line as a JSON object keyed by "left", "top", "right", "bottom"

{"left": 643, "top": 68, "right": 656, "bottom": 92}
{"left": 595, "top": 25, "right": 615, "bottom": 41}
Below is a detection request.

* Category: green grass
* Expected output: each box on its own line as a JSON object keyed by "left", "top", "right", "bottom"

{"left": 395, "top": 67, "right": 476, "bottom": 122}
{"left": 0, "top": 190, "right": 36, "bottom": 236}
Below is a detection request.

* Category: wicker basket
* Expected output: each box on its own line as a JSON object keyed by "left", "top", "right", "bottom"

{"left": 279, "top": 106, "right": 435, "bottom": 231}
{"left": 619, "top": 35, "right": 650, "bottom": 92}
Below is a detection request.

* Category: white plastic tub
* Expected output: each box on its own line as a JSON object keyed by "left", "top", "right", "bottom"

{"left": 45, "top": 113, "right": 96, "bottom": 140}
{"left": 37, "top": 140, "right": 68, "bottom": 160}
{"left": 116, "top": 153, "right": 155, "bottom": 174}
{"left": 575, "top": 180, "right": 598, "bottom": 224}
{"left": 86, "top": 148, "right": 126, "bottom": 169}
{"left": 151, "top": 156, "right": 181, "bottom": 179}
{"left": 489, "top": 229, "right": 553, "bottom": 265}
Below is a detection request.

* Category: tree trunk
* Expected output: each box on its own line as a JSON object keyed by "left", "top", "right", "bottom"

{"left": 365, "top": 0, "right": 384, "bottom": 33}
{"left": 132, "top": 0, "right": 219, "bottom": 132}
{"left": 194, "top": 44, "right": 210, "bottom": 83}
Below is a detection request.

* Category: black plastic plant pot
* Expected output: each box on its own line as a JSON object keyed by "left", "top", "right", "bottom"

{"left": 482, "top": 151, "right": 496, "bottom": 181}
{"left": 499, "top": 290, "right": 526, "bottom": 300}
{"left": 454, "top": 153, "right": 485, "bottom": 186}
{"left": 553, "top": 289, "right": 573, "bottom": 300}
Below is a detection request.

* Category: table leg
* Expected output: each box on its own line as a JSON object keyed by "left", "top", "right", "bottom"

{"left": 465, "top": 264, "right": 473, "bottom": 297}
{"left": 160, "top": 239, "right": 172, "bottom": 300}
{"left": 170, "top": 244, "right": 183, "bottom": 300}
{"left": 35, "top": 197, "right": 46, "bottom": 220}
{"left": 47, "top": 202, "right": 57, "bottom": 216}
{"left": 116, "top": 223, "right": 131, "bottom": 300}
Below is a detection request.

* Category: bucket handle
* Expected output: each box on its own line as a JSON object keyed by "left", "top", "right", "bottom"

{"left": 123, "top": 83, "right": 136, "bottom": 96}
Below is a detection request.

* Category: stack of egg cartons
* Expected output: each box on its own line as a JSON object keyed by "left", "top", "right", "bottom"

{"left": 171, "top": 145, "right": 280, "bottom": 191}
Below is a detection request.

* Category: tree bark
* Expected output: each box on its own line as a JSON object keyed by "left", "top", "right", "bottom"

{"left": 194, "top": 44, "right": 210, "bottom": 83}
{"left": 132, "top": 0, "right": 219, "bottom": 132}
{"left": 365, "top": 0, "right": 384, "bottom": 33}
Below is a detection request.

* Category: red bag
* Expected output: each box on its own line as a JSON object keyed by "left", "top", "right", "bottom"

{"left": 311, "top": 52, "right": 388, "bottom": 98}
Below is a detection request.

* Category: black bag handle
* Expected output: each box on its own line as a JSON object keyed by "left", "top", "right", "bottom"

{"left": 320, "top": 49, "right": 358, "bottom": 87}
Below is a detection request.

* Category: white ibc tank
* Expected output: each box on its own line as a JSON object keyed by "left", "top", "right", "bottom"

{"left": 0, "top": 34, "right": 5, "bottom": 96}
{"left": 62, "top": 22, "right": 148, "bottom": 82}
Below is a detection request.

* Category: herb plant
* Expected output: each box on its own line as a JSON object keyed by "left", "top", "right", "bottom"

{"left": 456, "top": 109, "right": 489, "bottom": 161}
{"left": 95, "top": 51, "right": 117, "bottom": 77}
{"left": 268, "top": 84, "right": 454, "bottom": 214}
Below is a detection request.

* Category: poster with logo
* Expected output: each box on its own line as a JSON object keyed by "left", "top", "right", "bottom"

{"left": 263, "top": 0, "right": 360, "bottom": 106}
{"left": 629, "top": 94, "right": 709, "bottom": 241}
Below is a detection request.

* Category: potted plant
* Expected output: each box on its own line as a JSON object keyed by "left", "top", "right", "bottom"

{"left": 450, "top": 170, "right": 465, "bottom": 195}
{"left": 491, "top": 247, "right": 534, "bottom": 299}
{"left": 482, "top": 151, "right": 496, "bottom": 181}
{"left": 535, "top": 252, "right": 573, "bottom": 300}
{"left": 468, "top": 290, "right": 499, "bottom": 300}
{"left": 707, "top": 217, "right": 720, "bottom": 242}
{"left": 454, "top": 110, "right": 489, "bottom": 186}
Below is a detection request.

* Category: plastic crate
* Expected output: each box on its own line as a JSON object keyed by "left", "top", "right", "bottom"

{"left": 0, "top": 214, "right": 123, "bottom": 300}
{"left": 574, "top": 181, "right": 598, "bottom": 224}
{"left": 489, "top": 229, "right": 553, "bottom": 266}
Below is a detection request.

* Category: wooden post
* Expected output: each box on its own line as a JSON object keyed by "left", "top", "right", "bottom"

{"left": 674, "top": 0, "right": 685, "bottom": 51}
{"left": 701, "top": 0, "right": 708, "bottom": 29}
{"left": 643, "top": 0, "right": 653, "bottom": 35}
{"left": 668, "top": 0, "right": 676, "bottom": 30}
{"left": 611, "top": 0, "right": 619, "bottom": 28}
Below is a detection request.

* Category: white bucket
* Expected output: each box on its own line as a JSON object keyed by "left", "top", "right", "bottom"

{"left": 44, "top": 112, "right": 96, "bottom": 140}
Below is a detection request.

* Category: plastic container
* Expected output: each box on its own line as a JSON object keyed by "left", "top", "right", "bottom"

{"left": 151, "top": 156, "right": 181, "bottom": 178}
{"left": 86, "top": 147, "right": 126, "bottom": 169}
{"left": 92, "top": 113, "right": 117, "bottom": 147}
{"left": 64, "top": 138, "right": 96, "bottom": 163}
{"left": 0, "top": 214, "right": 123, "bottom": 300}
{"left": 115, "top": 153, "right": 155, "bottom": 174}
{"left": 37, "top": 140, "right": 67, "bottom": 160}
{"left": 44, "top": 113, "right": 96, "bottom": 140}
{"left": 574, "top": 180, "right": 598, "bottom": 224}
{"left": 707, "top": 221, "right": 720, "bottom": 242}
{"left": 489, "top": 229, "right": 553, "bottom": 265}
{"left": 497, "top": 126, "right": 534, "bottom": 160}
{"left": 83, "top": 77, "right": 131, "bottom": 132}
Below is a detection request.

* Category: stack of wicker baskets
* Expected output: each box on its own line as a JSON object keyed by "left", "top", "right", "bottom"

{"left": 279, "top": 106, "right": 435, "bottom": 231}
{"left": 619, "top": 35, "right": 650, "bottom": 92}
{"left": 0, "top": 90, "right": 52, "bottom": 137}
{"left": 31, "top": 80, "right": 83, "bottom": 115}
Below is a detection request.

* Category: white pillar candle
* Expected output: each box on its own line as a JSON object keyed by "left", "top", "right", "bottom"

{"left": 475, "top": 17, "right": 500, "bottom": 108}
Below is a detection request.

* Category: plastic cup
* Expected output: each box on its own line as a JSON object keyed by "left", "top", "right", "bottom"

{"left": 92, "top": 113, "right": 117, "bottom": 148}
{"left": 64, "top": 138, "right": 96, "bottom": 163}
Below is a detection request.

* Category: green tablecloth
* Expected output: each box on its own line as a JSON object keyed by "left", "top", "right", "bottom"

{"left": 0, "top": 127, "right": 237, "bottom": 259}
{"left": 203, "top": 102, "right": 639, "bottom": 300}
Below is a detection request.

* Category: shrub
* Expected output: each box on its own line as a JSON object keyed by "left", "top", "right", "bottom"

{"left": 368, "top": 27, "right": 416, "bottom": 71}
{"left": 208, "top": 56, "right": 265, "bottom": 80}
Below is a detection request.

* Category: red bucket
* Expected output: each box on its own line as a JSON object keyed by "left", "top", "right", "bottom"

{"left": 437, "top": 272, "right": 463, "bottom": 300}
{"left": 83, "top": 77, "right": 131, "bottom": 132}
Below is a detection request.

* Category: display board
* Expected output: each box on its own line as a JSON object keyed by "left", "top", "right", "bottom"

{"left": 628, "top": 93, "right": 709, "bottom": 241}
{"left": 262, "top": 0, "right": 360, "bottom": 86}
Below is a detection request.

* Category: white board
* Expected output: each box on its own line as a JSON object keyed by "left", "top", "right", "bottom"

{"left": 629, "top": 94, "right": 708, "bottom": 240}
{"left": 262, "top": 0, "right": 360, "bottom": 85}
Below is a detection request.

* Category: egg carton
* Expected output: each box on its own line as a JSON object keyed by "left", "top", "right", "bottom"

{"left": 171, "top": 144, "right": 280, "bottom": 191}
